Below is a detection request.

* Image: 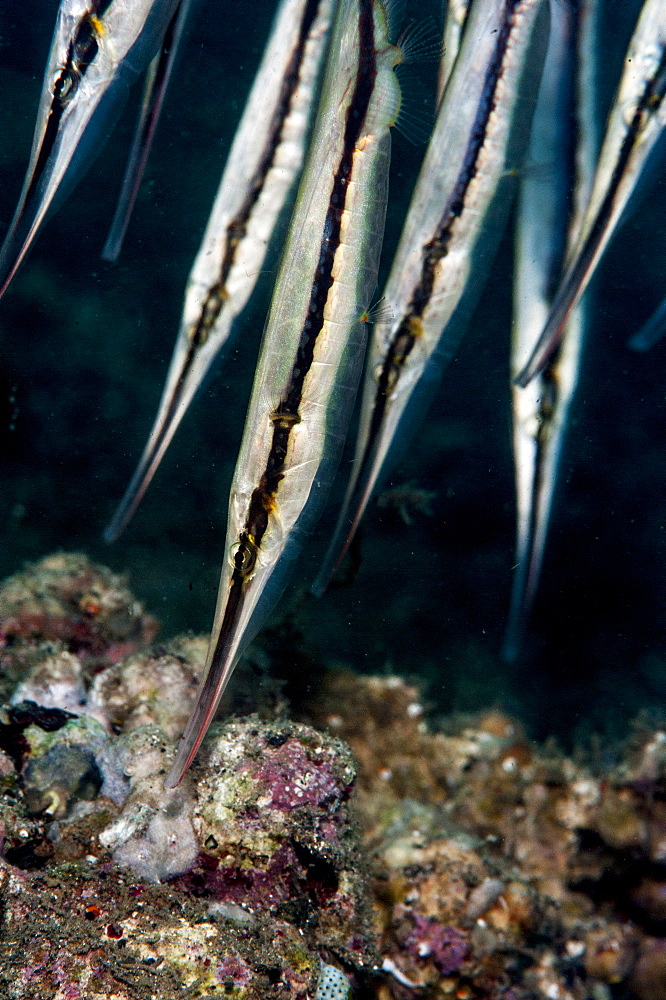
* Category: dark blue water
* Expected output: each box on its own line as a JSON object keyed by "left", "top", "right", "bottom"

{"left": 0, "top": 0, "right": 664, "bottom": 748}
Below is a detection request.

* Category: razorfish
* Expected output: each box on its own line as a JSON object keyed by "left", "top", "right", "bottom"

{"left": 104, "top": 0, "right": 334, "bottom": 543}
{"left": 313, "top": 0, "right": 548, "bottom": 597}
{"left": 516, "top": 0, "right": 666, "bottom": 386}
{"left": 503, "top": 0, "right": 600, "bottom": 661}
{"left": 102, "top": 0, "right": 195, "bottom": 262}
{"left": 0, "top": 0, "right": 181, "bottom": 300}
{"left": 165, "top": 0, "right": 402, "bottom": 786}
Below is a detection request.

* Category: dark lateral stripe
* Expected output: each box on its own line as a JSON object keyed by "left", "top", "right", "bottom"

{"left": 517, "top": 40, "right": 666, "bottom": 385}
{"left": 410, "top": 0, "right": 522, "bottom": 320}
{"left": 25, "top": 12, "right": 101, "bottom": 207}
{"left": 188, "top": 0, "right": 324, "bottom": 354}
{"left": 364, "top": 0, "right": 522, "bottom": 476}
{"left": 211, "top": 0, "right": 377, "bottom": 654}
{"left": 145, "top": 0, "right": 324, "bottom": 481}
{"left": 566, "top": 43, "right": 666, "bottom": 306}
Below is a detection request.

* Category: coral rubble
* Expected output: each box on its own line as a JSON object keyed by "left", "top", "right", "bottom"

{"left": 0, "top": 554, "right": 665, "bottom": 999}
{"left": 0, "top": 706, "right": 369, "bottom": 998}
{"left": 0, "top": 556, "right": 369, "bottom": 998}
{"left": 303, "top": 670, "right": 666, "bottom": 1000}
{"left": 0, "top": 553, "right": 158, "bottom": 705}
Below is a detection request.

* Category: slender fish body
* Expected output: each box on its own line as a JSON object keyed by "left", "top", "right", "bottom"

{"left": 0, "top": 0, "right": 181, "bottom": 300}
{"left": 516, "top": 0, "right": 666, "bottom": 386}
{"left": 503, "top": 0, "right": 599, "bottom": 661}
{"left": 104, "top": 0, "right": 334, "bottom": 542}
{"left": 102, "top": 0, "right": 195, "bottom": 262}
{"left": 313, "top": 0, "right": 547, "bottom": 595}
{"left": 165, "top": 0, "right": 402, "bottom": 786}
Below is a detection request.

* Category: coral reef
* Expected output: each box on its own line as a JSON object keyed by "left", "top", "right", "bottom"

{"left": 0, "top": 554, "right": 665, "bottom": 999}
{"left": 86, "top": 635, "right": 207, "bottom": 739}
{"left": 0, "top": 708, "right": 369, "bottom": 998}
{"left": 303, "top": 670, "right": 666, "bottom": 999}
{"left": 0, "top": 553, "right": 158, "bottom": 704}
{"left": 0, "top": 556, "right": 369, "bottom": 998}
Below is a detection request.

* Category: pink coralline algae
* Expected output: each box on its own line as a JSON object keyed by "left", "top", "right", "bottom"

{"left": 179, "top": 838, "right": 339, "bottom": 913}
{"left": 168, "top": 718, "right": 368, "bottom": 963}
{"left": 216, "top": 954, "right": 252, "bottom": 988}
{"left": 406, "top": 916, "right": 467, "bottom": 974}
{"left": 252, "top": 735, "right": 347, "bottom": 811}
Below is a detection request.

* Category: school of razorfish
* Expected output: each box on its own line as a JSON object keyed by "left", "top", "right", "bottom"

{"left": 0, "top": 0, "right": 664, "bottom": 782}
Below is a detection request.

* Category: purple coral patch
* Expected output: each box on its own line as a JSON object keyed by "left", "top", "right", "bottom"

{"left": 250, "top": 738, "right": 340, "bottom": 811}
{"left": 175, "top": 839, "right": 339, "bottom": 913}
{"left": 216, "top": 954, "right": 251, "bottom": 987}
{"left": 407, "top": 916, "right": 467, "bottom": 974}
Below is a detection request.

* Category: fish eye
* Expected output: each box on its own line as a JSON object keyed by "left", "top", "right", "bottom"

{"left": 230, "top": 539, "right": 257, "bottom": 577}
{"left": 54, "top": 70, "right": 76, "bottom": 104}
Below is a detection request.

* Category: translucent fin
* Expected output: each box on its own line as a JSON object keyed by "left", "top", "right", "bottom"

{"left": 397, "top": 17, "right": 442, "bottom": 65}
{"left": 361, "top": 296, "right": 394, "bottom": 325}
{"left": 502, "top": 158, "right": 557, "bottom": 184}
{"left": 312, "top": 351, "right": 399, "bottom": 599}
{"left": 383, "top": 0, "right": 406, "bottom": 41}
{"left": 311, "top": 455, "right": 374, "bottom": 599}
{"left": 389, "top": 18, "right": 439, "bottom": 143}
{"left": 393, "top": 66, "right": 434, "bottom": 144}
{"left": 102, "top": 0, "right": 193, "bottom": 262}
